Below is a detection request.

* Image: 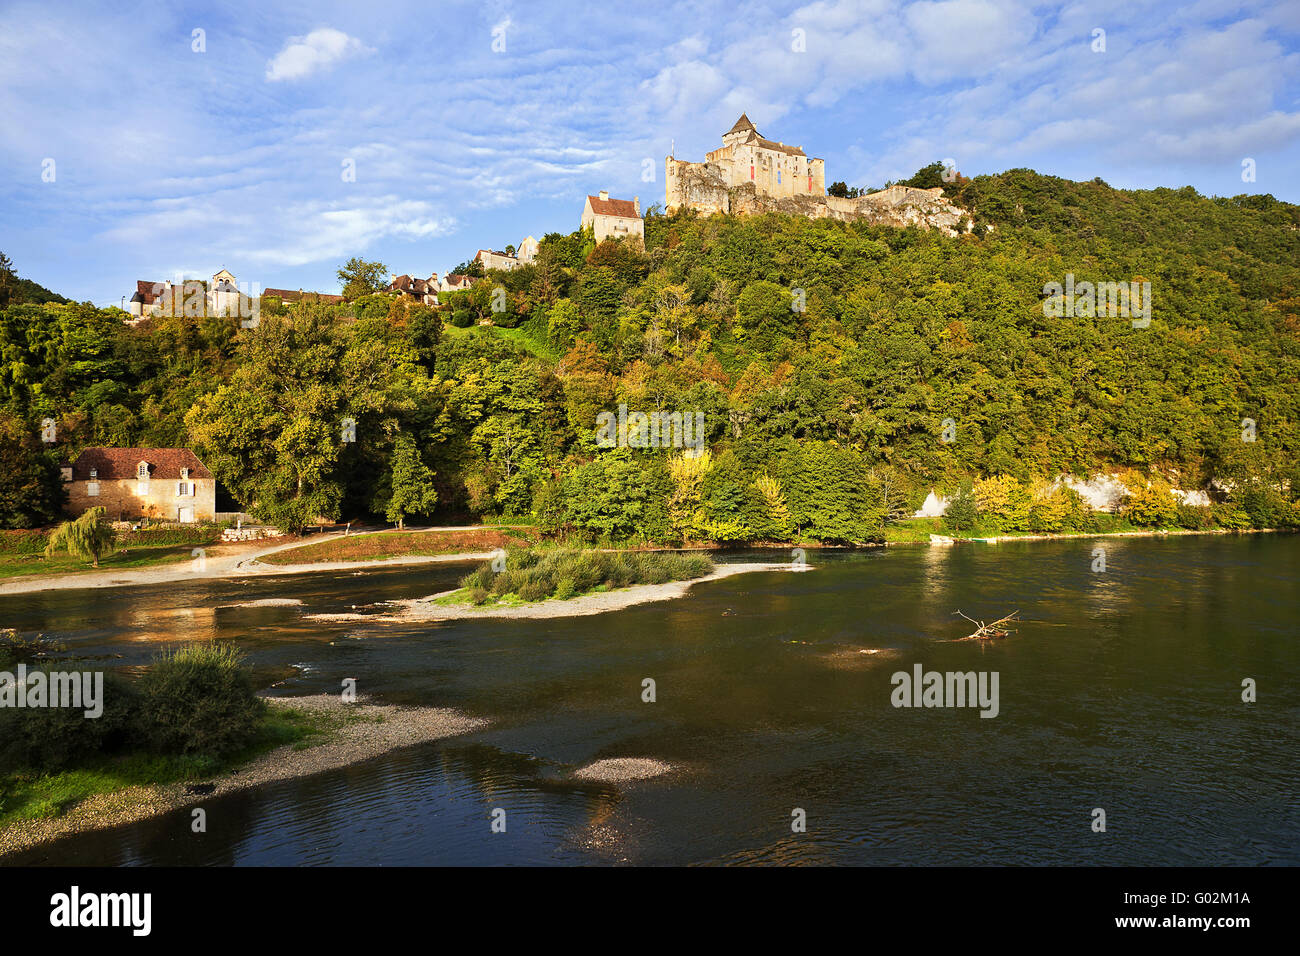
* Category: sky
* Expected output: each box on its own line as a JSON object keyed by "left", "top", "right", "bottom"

{"left": 2, "top": 0, "right": 1299, "bottom": 306}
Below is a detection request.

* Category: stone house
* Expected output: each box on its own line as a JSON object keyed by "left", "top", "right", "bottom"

{"left": 388, "top": 274, "right": 439, "bottom": 305}
{"left": 581, "top": 191, "right": 644, "bottom": 244}
{"left": 439, "top": 274, "right": 476, "bottom": 293}
{"left": 475, "top": 249, "right": 520, "bottom": 272}
{"left": 61, "top": 448, "right": 217, "bottom": 523}
{"left": 516, "top": 235, "right": 539, "bottom": 264}
{"left": 129, "top": 270, "right": 254, "bottom": 319}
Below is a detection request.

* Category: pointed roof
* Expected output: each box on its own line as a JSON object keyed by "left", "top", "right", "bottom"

{"left": 726, "top": 113, "right": 757, "bottom": 136}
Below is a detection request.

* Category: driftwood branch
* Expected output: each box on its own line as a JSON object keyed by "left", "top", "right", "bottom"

{"left": 952, "top": 609, "right": 1020, "bottom": 641}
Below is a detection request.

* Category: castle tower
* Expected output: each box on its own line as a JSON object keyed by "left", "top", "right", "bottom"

{"left": 722, "top": 113, "right": 757, "bottom": 148}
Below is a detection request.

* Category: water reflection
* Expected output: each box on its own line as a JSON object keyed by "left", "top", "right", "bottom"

{"left": 2, "top": 537, "right": 1297, "bottom": 866}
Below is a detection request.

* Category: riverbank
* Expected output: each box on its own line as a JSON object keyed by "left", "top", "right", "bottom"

{"left": 0, "top": 529, "right": 507, "bottom": 596}
{"left": 1, "top": 523, "right": 1286, "bottom": 597}
{"left": 883, "top": 525, "right": 1286, "bottom": 545}
{"left": 0, "top": 695, "right": 486, "bottom": 860}
{"left": 308, "top": 561, "right": 807, "bottom": 624}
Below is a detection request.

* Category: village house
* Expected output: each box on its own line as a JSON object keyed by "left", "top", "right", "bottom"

{"left": 581, "top": 191, "right": 644, "bottom": 244}
{"left": 128, "top": 270, "right": 253, "bottom": 320}
{"left": 388, "top": 273, "right": 439, "bottom": 305}
{"left": 61, "top": 448, "right": 217, "bottom": 524}
{"left": 474, "top": 249, "right": 519, "bottom": 271}
{"left": 516, "top": 235, "right": 539, "bottom": 264}
{"left": 439, "top": 274, "right": 476, "bottom": 293}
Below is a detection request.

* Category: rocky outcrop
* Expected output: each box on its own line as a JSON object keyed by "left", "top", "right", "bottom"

{"left": 724, "top": 182, "right": 969, "bottom": 234}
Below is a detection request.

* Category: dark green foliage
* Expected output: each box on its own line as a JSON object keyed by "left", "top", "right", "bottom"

{"left": 0, "top": 671, "right": 138, "bottom": 771}
{"left": 4, "top": 168, "right": 1297, "bottom": 539}
{"left": 943, "top": 484, "right": 980, "bottom": 531}
{"left": 458, "top": 546, "right": 713, "bottom": 603}
{"left": 134, "top": 644, "right": 265, "bottom": 758}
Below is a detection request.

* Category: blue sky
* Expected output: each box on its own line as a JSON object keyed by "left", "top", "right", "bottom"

{"left": 2, "top": 0, "right": 1299, "bottom": 306}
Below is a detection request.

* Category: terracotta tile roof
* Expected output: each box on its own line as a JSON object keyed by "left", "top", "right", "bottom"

{"left": 262, "top": 288, "right": 345, "bottom": 304}
{"left": 71, "top": 447, "right": 213, "bottom": 481}
{"left": 587, "top": 195, "right": 640, "bottom": 218}
{"left": 132, "top": 280, "right": 163, "bottom": 304}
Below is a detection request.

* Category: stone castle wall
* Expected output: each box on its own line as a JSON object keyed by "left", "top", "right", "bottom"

{"left": 674, "top": 179, "right": 970, "bottom": 235}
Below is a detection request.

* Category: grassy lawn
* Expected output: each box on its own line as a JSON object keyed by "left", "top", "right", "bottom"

{"left": 0, "top": 702, "right": 373, "bottom": 828}
{"left": 258, "top": 527, "right": 535, "bottom": 565}
{"left": 0, "top": 545, "right": 201, "bottom": 579}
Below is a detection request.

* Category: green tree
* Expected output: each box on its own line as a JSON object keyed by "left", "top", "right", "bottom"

{"left": 45, "top": 506, "right": 116, "bottom": 567}
{"left": 382, "top": 434, "right": 438, "bottom": 528}
{"left": 943, "top": 484, "right": 980, "bottom": 532}
{"left": 0, "top": 412, "right": 66, "bottom": 527}
{"left": 337, "top": 257, "right": 390, "bottom": 301}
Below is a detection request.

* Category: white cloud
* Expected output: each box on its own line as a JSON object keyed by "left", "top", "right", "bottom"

{"left": 266, "top": 28, "right": 372, "bottom": 82}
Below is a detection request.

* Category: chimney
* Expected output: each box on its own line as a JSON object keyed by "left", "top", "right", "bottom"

{"left": 599, "top": 190, "right": 609, "bottom": 201}
{"left": 634, "top": 195, "right": 640, "bottom": 215}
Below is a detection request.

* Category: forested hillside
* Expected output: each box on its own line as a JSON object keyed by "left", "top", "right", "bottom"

{"left": 2, "top": 170, "right": 1298, "bottom": 540}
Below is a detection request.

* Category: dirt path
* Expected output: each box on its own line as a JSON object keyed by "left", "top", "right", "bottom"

{"left": 0, "top": 529, "right": 501, "bottom": 596}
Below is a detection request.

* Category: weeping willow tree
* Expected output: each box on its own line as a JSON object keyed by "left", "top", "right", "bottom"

{"left": 44, "top": 506, "right": 116, "bottom": 567}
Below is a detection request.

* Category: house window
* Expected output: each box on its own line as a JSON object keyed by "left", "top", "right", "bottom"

{"left": 137, "top": 462, "right": 149, "bottom": 479}
{"left": 180, "top": 467, "right": 190, "bottom": 480}
{"left": 87, "top": 482, "right": 99, "bottom": 497}
{"left": 177, "top": 482, "right": 194, "bottom": 497}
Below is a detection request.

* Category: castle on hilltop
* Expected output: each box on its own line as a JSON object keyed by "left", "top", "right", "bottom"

{"left": 666, "top": 114, "right": 969, "bottom": 234}
{"left": 666, "top": 113, "right": 826, "bottom": 214}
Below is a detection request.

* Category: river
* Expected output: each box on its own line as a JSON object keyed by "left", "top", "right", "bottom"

{"left": 3, "top": 534, "right": 1297, "bottom": 865}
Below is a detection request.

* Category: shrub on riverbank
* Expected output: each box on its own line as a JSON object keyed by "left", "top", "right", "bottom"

{"left": 458, "top": 547, "right": 714, "bottom": 604}
{"left": 135, "top": 644, "right": 265, "bottom": 757}
{"left": 0, "top": 643, "right": 265, "bottom": 774}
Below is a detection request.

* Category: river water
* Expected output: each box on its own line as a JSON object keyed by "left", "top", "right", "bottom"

{"left": 3, "top": 535, "right": 1297, "bottom": 866}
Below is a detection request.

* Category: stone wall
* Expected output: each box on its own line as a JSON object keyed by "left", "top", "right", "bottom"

{"left": 67, "top": 478, "right": 217, "bottom": 523}
{"left": 669, "top": 176, "right": 970, "bottom": 235}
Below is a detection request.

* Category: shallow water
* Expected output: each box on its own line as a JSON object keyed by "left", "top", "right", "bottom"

{"left": 3, "top": 535, "right": 1297, "bottom": 866}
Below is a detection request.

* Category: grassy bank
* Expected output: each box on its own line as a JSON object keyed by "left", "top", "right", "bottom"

{"left": 443, "top": 546, "right": 715, "bottom": 606}
{"left": 0, "top": 704, "right": 342, "bottom": 827}
{"left": 0, "top": 525, "right": 223, "bottom": 579}
{"left": 880, "top": 515, "right": 1276, "bottom": 543}
{"left": 0, "top": 640, "right": 363, "bottom": 828}
{"left": 257, "top": 527, "right": 535, "bottom": 565}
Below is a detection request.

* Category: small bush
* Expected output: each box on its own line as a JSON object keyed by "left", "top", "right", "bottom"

{"left": 0, "top": 670, "right": 138, "bottom": 771}
{"left": 1175, "top": 504, "right": 1214, "bottom": 530}
{"left": 455, "top": 548, "right": 715, "bottom": 605}
{"left": 466, "top": 586, "right": 491, "bottom": 605}
{"left": 134, "top": 643, "right": 264, "bottom": 758}
{"left": 517, "top": 579, "right": 550, "bottom": 602}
